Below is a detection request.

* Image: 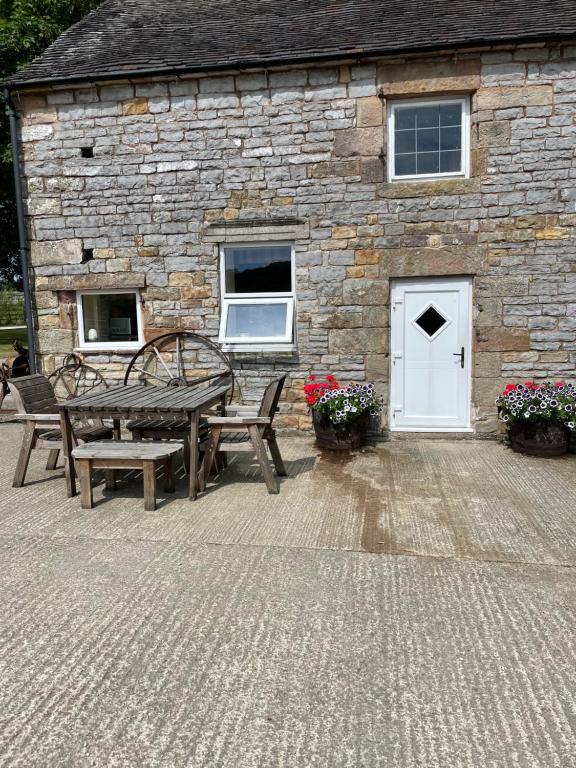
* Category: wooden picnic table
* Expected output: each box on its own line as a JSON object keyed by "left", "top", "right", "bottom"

{"left": 59, "top": 378, "right": 232, "bottom": 501}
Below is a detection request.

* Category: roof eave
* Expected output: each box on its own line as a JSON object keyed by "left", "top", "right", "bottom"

{"left": 5, "top": 31, "right": 575, "bottom": 92}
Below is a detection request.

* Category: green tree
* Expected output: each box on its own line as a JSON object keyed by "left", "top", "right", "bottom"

{"left": 0, "top": 0, "right": 102, "bottom": 285}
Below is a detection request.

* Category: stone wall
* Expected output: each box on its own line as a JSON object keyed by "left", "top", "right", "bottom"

{"left": 14, "top": 42, "right": 576, "bottom": 431}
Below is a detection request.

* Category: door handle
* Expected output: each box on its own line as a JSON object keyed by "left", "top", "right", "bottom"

{"left": 453, "top": 347, "right": 465, "bottom": 369}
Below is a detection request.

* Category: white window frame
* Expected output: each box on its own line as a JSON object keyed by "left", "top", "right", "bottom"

{"left": 76, "top": 289, "right": 144, "bottom": 351}
{"left": 218, "top": 242, "right": 296, "bottom": 350}
{"left": 387, "top": 96, "right": 470, "bottom": 182}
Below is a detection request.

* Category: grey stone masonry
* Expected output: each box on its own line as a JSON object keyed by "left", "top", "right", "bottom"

{"left": 15, "top": 45, "right": 576, "bottom": 431}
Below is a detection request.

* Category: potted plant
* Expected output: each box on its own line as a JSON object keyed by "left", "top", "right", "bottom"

{"left": 496, "top": 380, "right": 576, "bottom": 457}
{"left": 303, "top": 374, "right": 383, "bottom": 450}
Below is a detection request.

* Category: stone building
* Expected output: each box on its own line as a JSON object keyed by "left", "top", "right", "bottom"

{"left": 5, "top": 0, "right": 576, "bottom": 433}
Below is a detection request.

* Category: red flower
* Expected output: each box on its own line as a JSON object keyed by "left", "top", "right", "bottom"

{"left": 308, "top": 375, "right": 316, "bottom": 381}
{"left": 306, "top": 395, "right": 316, "bottom": 405}
{"left": 524, "top": 381, "right": 536, "bottom": 389}
{"left": 554, "top": 380, "right": 564, "bottom": 387}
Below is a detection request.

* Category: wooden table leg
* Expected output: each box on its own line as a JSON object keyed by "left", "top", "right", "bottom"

{"left": 105, "top": 470, "right": 117, "bottom": 491}
{"left": 112, "top": 419, "right": 121, "bottom": 441}
{"left": 143, "top": 460, "right": 156, "bottom": 511}
{"left": 60, "top": 408, "right": 77, "bottom": 497}
{"left": 164, "top": 454, "right": 175, "bottom": 494}
{"left": 189, "top": 410, "right": 199, "bottom": 500}
{"left": 78, "top": 460, "right": 93, "bottom": 509}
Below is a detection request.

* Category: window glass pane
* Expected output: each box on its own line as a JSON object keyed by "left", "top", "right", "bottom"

{"left": 82, "top": 293, "right": 139, "bottom": 344}
{"left": 395, "top": 153, "right": 417, "bottom": 176}
{"left": 415, "top": 105, "right": 440, "bottom": 128}
{"left": 440, "top": 126, "right": 461, "bottom": 151}
{"left": 440, "top": 103, "right": 462, "bottom": 126}
{"left": 395, "top": 130, "right": 416, "bottom": 154}
{"left": 440, "top": 150, "right": 462, "bottom": 173}
{"left": 417, "top": 151, "right": 440, "bottom": 175}
{"left": 226, "top": 303, "right": 288, "bottom": 339}
{"left": 417, "top": 127, "right": 439, "bottom": 152}
{"left": 224, "top": 246, "right": 292, "bottom": 294}
{"left": 396, "top": 108, "right": 416, "bottom": 130}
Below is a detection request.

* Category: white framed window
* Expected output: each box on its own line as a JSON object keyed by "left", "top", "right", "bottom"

{"left": 388, "top": 96, "right": 470, "bottom": 182}
{"left": 76, "top": 289, "right": 144, "bottom": 350}
{"left": 218, "top": 243, "right": 296, "bottom": 349}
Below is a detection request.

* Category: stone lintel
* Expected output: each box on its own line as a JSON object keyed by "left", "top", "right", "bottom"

{"left": 378, "top": 57, "right": 481, "bottom": 97}
{"left": 44, "top": 274, "right": 146, "bottom": 292}
{"left": 381, "top": 246, "right": 486, "bottom": 278}
{"left": 203, "top": 218, "right": 308, "bottom": 242}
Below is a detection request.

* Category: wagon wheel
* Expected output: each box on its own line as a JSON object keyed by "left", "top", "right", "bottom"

{"left": 49, "top": 354, "right": 109, "bottom": 402}
{"left": 124, "top": 331, "right": 236, "bottom": 403}
{"left": 0, "top": 362, "right": 10, "bottom": 410}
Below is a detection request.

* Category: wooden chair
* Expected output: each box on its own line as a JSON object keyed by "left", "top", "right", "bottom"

{"left": 199, "top": 375, "right": 287, "bottom": 494}
{"left": 9, "top": 374, "right": 113, "bottom": 488}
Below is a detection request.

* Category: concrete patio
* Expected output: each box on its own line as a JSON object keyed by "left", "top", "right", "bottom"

{"left": 0, "top": 419, "right": 575, "bottom": 767}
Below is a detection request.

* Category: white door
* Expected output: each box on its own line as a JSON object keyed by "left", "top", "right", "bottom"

{"left": 390, "top": 277, "right": 472, "bottom": 431}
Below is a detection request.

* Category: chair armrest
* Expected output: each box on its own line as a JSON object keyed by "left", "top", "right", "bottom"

{"left": 206, "top": 416, "right": 271, "bottom": 425}
{"left": 16, "top": 413, "right": 61, "bottom": 422}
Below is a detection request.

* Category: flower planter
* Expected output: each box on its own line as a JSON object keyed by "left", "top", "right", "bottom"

{"left": 313, "top": 411, "right": 369, "bottom": 450}
{"left": 508, "top": 422, "right": 568, "bottom": 457}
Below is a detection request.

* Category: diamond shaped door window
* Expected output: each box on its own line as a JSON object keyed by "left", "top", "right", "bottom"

{"left": 413, "top": 304, "right": 450, "bottom": 340}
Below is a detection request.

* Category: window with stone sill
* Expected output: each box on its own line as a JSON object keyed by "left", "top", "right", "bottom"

{"left": 218, "top": 243, "right": 295, "bottom": 349}
{"left": 388, "top": 96, "right": 470, "bottom": 182}
{"left": 77, "top": 290, "right": 144, "bottom": 350}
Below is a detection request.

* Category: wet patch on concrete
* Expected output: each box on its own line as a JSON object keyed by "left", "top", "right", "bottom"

{"left": 0, "top": 423, "right": 575, "bottom": 567}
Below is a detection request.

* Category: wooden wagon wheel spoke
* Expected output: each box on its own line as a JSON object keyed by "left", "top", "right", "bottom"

{"left": 176, "top": 334, "right": 187, "bottom": 385}
{"left": 131, "top": 365, "right": 175, "bottom": 386}
{"left": 152, "top": 345, "right": 176, "bottom": 381}
{"left": 61, "top": 373, "right": 76, "bottom": 399}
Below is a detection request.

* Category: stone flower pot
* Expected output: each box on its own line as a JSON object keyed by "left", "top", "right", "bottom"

{"left": 312, "top": 410, "right": 369, "bottom": 450}
{"left": 508, "top": 422, "right": 569, "bottom": 457}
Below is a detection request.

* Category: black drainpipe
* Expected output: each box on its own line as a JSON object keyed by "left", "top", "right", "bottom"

{"left": 4, "top": 88, "right": 37, "bottom": 373}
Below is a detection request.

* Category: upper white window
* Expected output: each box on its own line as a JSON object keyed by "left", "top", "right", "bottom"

{"left": 218, "top": 243, "right": 295, "bottom": 348}
{"left": 388, "top": 96, "right": 470, "bottom": 181}
{"left": 77, "top": 290, "right": 144, "bottom": 350}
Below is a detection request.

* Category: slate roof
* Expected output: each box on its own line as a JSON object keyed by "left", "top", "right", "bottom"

{"left": 7, "top": 0, "right": 576, "bottom": 90}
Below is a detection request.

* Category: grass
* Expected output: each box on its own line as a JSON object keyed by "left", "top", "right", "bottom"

{"left": 0, "top": 327, "right": 28, "bottom": 361}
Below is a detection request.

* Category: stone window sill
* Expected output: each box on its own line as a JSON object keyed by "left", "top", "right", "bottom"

{"left": 221, "top": 344, "right": 297, "bottom": 354}
{"left": 74, "top": 347, "right": 140, "bottom": 355}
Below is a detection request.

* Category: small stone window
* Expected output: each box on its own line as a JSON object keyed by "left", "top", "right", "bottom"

{"left": 218, "top": 244, "right": 295, "bottom": 349}
{"left": 80, "top": 146, "right": 94, "bottom": 158}
{"left": 77, "top": 290, "right": 144, "bottom": 350}
{"left": 388, "top": 96, "right": 470, "bottom": 181}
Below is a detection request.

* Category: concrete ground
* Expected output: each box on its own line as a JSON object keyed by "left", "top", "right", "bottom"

{"left": 0, "top": 420, "right": 574, "bottom": 767}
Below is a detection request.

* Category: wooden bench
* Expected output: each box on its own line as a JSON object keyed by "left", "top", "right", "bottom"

{"left": 71, "top": 441, "right": 182, "bottom": 511}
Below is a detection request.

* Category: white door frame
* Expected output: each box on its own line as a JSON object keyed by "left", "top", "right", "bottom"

{"left": 389, "top": 276, "right": 473, "bottom": 432}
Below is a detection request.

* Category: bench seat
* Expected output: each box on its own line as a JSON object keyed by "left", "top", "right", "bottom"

{"left": 72, "top": 440, "right": 182, "bottom": 511}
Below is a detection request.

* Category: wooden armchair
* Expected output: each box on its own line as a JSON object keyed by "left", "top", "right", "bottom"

{"left": 9, "top": 374, "right": 113, "bottom": 488}
{"left": 199, "top": 375, "right": 287, "bottom": 494}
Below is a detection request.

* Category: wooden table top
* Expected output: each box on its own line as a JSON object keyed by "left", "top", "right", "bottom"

{"left": 59, "top": 379, "right": 232, "bottom": 416}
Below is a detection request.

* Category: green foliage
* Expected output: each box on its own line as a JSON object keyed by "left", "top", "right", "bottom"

{"left": 0, "top": 283, "right": 24, "bottom": 324}
{"left": 0, "top": 0, "right": 102, "bottom": 284}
